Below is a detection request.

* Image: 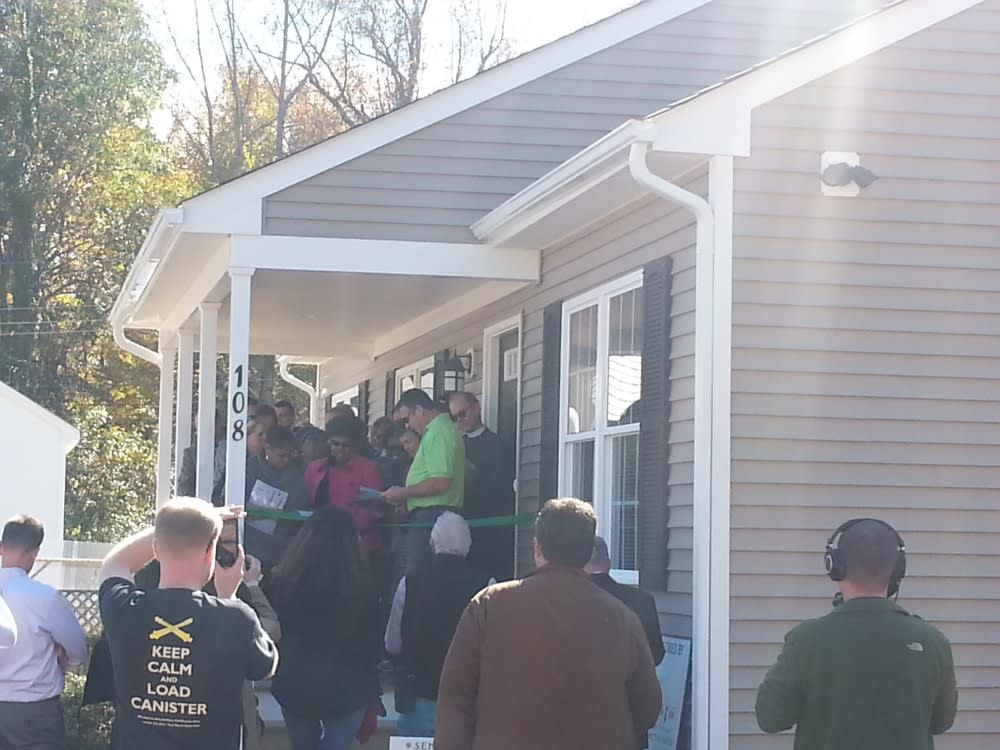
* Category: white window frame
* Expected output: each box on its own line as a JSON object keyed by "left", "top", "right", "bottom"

{"left": 482, "top": 314, "right": 524, "bottom": 575}
{"left": 396, "top": 356, "right": 435, "bottom": 399}
{"left": 559, "top": 270, "right": 643, "bottom": 585}
{"left": 329, "top": 386, "right": 360, "bottom": 415}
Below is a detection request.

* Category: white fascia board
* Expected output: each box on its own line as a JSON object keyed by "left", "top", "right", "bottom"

{"left": 374, "top": 280, "right": 526, "bottom": 355}
{"left": 229, "top": 236, "right": 539, "bottom": 283}
{"left": 177, "top": 0, "right": 714, "bottom": 236}
{"left": 649, "top": 0, "right": 984, "bottom": 145}
{"left": 472, "top": 120, "right": 643, "bottom": 245}
{"left": 109, "top": 208, "right": 183, "bottom": 325}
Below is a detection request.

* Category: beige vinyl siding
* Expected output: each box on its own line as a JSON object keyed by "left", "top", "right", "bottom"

{"left": 344, "top": 182, "right": 701, "bottom": 633}
{"left": 262, "top": 0, "right": 885, "bottom": 242}
{"left": 730, "top": 3, "right": 1000, "bottom": 747}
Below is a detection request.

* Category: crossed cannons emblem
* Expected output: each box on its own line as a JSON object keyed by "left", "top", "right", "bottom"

{"left": 149, "top": 617, "right": 194, "bottom": 643}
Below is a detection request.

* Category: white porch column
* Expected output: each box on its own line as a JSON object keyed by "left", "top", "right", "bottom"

{"left": 156, "top": 332, "right": 177, "bottom": 507}
{"left": 196, "top": 303, "right": 220, "bottom": 500}
{"left": 225, "top": 268, "right": 254, "bottom": 513}
{"left": 311, "top": 362, "right": 324, "bottom": 427}
{"left": 174, "top": 330, "right": 195, "bottom": 494}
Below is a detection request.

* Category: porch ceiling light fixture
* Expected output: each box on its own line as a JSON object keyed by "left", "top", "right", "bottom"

{"left": 820, "top": 151, "right": 878, "bottom": 197}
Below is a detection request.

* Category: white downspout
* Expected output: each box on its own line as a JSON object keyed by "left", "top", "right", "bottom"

{"left": 278, "top": 357, "right": 322, "bottom": 427}
{"left": 112, "top": 316, "right": 161, "bottom": 367}
{"left": 628, "top": 136, "right": 717, "bottom": 750}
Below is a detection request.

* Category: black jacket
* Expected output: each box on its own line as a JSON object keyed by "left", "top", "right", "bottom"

{"left": 589, "top": 573, "right": 665, "bottom": 665}
{"left": 401, "top": 554, "right": 492, "bottom": 700}
{"left": 269, "top": 574, "right": 380, "bottom": 720}
{"left": 589, "top": 573, "right": 665, "bottom": 750}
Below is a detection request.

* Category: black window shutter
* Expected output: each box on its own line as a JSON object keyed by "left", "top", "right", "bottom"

{"left": 433, "top": 349, "right": 449, "bottom": 403}
{"left": 358, "top": 380, "right": 370, "bottom": 426}
{"left": 384, "top": 369, "right": 396, "bottom": 417}
{"left": 539, "top": 302, "right": 562, "bottom": 505}
{"left": 638, "top": 255, "right": 673, "bottom": 591}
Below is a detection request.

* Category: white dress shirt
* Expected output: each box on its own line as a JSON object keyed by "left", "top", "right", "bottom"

{"left": 0, "top": 568, "right": 88, "bottom": 701}
{"left": 0, "top": 593, "right": 15, "bottom": 648}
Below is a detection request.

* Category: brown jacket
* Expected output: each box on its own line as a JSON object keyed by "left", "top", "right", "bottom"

{"left": 435, "top": 565, "right": 662, "bottom": 750}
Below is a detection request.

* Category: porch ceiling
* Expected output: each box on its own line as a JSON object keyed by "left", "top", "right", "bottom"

{"left": 210, "top": 269, "right": 504, "bottom": 358}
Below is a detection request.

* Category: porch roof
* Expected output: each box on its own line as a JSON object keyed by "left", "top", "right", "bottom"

{"left": 111, "top": 226, "right": 537, "bottom": 360}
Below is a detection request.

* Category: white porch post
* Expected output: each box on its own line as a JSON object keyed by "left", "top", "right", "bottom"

{"left": 156, "top": 332, "right": 177, "bottom": 507}
{"left": 196, "top": 303, "right": 220, "bottom": 500}
{"left": 708, "top": 154, "right": 734, "bottom": 750}
{"left": 174, "top": 330, "right": 195, "bottom": 494}
{"left": 225, "top": 268, "right": 254, "bottom": 514}
{"left": 311, "top": 362, "right": 324, "bottom": 427}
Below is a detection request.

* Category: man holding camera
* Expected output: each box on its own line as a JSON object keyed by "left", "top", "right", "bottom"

{"left": 755, "top": 518, "right": 958, "bottom": 750}
{"left": 99, "top": 498, "right": 278, "bottom": 750}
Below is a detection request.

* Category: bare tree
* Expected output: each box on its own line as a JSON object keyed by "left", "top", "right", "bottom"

{"left": 450, "top": 0, "right": 510, "bottom": 83}
{"left": 242, "top": 0, "right": 341, "bottom": 157}
{"left": 299, "top": 0, "right": 511, "bottom": 125}
{"left": 162, "top": 0, "right": 512, "bottom": 175}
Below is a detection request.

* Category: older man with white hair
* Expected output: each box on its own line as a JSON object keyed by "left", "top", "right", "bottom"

{"left": 385, "top": 511, "right": 493, "bottom": 736}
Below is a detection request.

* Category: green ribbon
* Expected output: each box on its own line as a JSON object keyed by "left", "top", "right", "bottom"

{"left": 246, "top": 506, "right": 534, "bottom": 529}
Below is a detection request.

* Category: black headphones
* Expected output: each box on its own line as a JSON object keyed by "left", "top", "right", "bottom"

{"left": 825, "top": 518, "right": 907, "bottom": 598}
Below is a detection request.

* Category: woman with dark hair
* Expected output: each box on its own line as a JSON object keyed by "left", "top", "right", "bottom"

{"left": 267, "top": 507, "right": 381, "bottom": 750}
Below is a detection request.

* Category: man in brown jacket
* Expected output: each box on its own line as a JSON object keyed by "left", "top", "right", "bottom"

{"left": 435, "top": 498, "right": 662, "bottom": 750}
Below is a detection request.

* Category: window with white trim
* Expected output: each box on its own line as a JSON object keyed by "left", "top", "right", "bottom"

{"left": 396, "top": 357, "right": 435, "bottom": 399}
{"left": 329, "top": 386, "right": 360, "bottom": 415}
{"left": 560, "top": 271, "right": 643, "bottom": 581}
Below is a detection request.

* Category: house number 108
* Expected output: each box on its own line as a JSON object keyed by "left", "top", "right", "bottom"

{"left": 231, "top": 365, "right": 246, "bottom": 441}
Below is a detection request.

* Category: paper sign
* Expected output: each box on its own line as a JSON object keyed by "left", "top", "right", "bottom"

{"left": 648, "top": 636, "right": 691, "bottom": 750}
{"left": 389, "top": 739, "right": 434, "bottom": 750}
{"left": 246, "top": 480, "right": 289, "bottom": 535}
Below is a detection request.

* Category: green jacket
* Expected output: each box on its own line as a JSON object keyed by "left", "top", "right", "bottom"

{"left": 755, "top": 597, "right": 958, "bottom": 750}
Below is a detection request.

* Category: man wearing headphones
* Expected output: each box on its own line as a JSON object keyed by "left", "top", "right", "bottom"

{"left": 755, "top": 518, "right": 958, "bottom": 750}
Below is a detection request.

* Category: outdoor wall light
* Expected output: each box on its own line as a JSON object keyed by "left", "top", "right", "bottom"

{"left": 821, "top": 162, "right": 879, "bottom": 189}
{"left": 443, "top": 352, "right": 473, "bottom": 392}
{"left": 820, "top": 151, "right": 878, "bottom": 197}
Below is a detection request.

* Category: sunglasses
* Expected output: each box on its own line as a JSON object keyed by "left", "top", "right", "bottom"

{"left": 451, "top": 409, "right": 468, "bottom": 422}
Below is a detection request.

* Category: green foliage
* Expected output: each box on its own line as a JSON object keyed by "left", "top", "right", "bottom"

{"left": 0, "top": 0, "right": 190, "bottom": 542}
{"left": 63, "top": 644, "right": 114, "bottom": 750}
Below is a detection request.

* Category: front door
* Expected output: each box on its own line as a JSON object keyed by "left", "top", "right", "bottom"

{"left": 495, "top": 329, "right": 519, "bottom": 445}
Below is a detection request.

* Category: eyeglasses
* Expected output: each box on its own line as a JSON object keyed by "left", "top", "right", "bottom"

{"left": 329, "top": 440, "right": 352, "bottom": 449}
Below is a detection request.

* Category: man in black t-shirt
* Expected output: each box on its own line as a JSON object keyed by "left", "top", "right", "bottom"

{"left": 98, "top": 498, "right": 278, "bottom": 750}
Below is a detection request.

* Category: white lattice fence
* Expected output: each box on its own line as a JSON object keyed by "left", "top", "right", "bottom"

{"left": 63, "top": 589, "right": 101, "bottom": 636}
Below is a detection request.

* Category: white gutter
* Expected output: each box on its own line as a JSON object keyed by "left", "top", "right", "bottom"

{"left": 628, "top": 131, "right": 718, "bottom": 750}
{"left": 277, "top": 357, "right": 323, "bottom": 427}
{"left": 109, "top": 207, "right": 187, "bottom": 366}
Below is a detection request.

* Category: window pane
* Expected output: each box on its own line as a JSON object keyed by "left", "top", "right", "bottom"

{"left": 609, "top": 433, "right": 639, "bottom": 571}
{"left": 567, "top": 305, "right": 598, "bottom": 433}
{"left": 399, "top": 374, "right": 416, "bottom": 392}
{"left": 419, "top": 368, "right": 434, "bottom": 396}
{"left": 565, "top": 440, "right": 595, "bottom": 503}
{"left": 608, "top": 287, "right": 643, "bottom": 427}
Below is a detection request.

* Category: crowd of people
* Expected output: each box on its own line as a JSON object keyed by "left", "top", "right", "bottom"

{"left": 0, "top": 387, "right": 959, "bottom": 750}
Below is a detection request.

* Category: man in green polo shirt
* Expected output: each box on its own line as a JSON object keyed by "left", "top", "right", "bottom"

{"left": 755, "top": 519, "right": 957, "bottom": 750}
{"left": 383, "top": 389, "right": 465, "bottom": 573}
